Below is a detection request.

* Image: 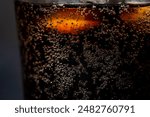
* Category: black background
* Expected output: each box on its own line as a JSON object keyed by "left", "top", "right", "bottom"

{"left": 0, "top": 0, "right": 23, "bottom": 99}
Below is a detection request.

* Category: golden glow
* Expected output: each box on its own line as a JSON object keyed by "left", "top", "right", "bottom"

{"left": 46, "top": 8, "right": 100, "bottom": 34}
{"left": 47, "top": 18, "right": 99, "bottom": 34}
{"left": 121, "top": 6, "right": 150, "bottom": 21}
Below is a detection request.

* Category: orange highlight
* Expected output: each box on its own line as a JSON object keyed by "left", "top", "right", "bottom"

{"left": 46, "top": 8, "right": 100, "bottom": 34}
{"left": 120, "top": 6, "right": 150, "bottom": 21}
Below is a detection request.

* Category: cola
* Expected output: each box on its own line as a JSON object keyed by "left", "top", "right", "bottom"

{"left": 15, "top": 1, "right": 150, "bottom": 99}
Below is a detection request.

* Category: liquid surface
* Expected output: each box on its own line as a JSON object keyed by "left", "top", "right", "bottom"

{"left": 15, "top": 2, "right": 150, "bottom": 99}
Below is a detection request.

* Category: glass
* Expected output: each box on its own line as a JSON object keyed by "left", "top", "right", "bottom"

{"left": 15, "top": 0, "right": 150, "bottom": 99}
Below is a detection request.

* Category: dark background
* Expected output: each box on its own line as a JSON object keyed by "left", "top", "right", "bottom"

{"left": 0, "top": 0, "right": 23, "bottom": 99}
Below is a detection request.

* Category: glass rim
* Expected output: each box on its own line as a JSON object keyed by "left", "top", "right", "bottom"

{"left": 15, "top": 0, "right": 150, "bottom": 4}
{"left": 15, "top": 1, "right": 150, "bottom": 8}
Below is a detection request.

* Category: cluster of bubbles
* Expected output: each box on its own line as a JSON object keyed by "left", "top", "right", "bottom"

{"left": 15, "top": 1, "right": 150, "bottom": 99}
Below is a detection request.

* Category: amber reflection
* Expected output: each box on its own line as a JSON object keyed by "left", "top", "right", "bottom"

{"left": 121, "top": 6, "right": 150, "bottom": 21}
{"left": 46, "top": 8, "right": 100, "bottom": 34}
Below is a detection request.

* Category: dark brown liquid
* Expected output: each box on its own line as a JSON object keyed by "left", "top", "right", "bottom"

{"left": 15, "top": 1, "right": 150, "bottom": 99}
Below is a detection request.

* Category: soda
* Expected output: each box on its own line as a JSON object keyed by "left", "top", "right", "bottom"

{"left": 15, "top": 1, "right": 150, "bottom": 99}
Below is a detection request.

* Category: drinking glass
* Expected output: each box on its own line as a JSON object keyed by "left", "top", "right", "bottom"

{"left": 15, "top": 0, "right": 150, "bottom": 99}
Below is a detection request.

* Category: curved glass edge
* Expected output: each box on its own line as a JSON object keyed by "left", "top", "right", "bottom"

{"left": 15, "top": 0, "right": 150, "bottom": 7}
